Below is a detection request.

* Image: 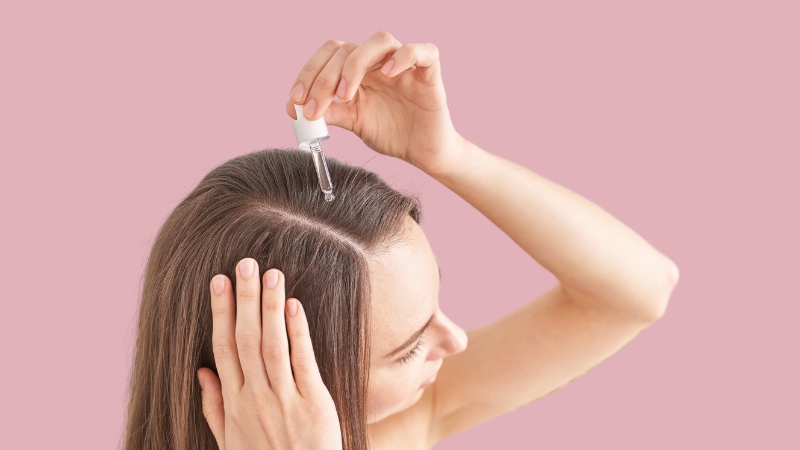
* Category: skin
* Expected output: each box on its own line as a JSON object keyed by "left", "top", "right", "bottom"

{"left": 199, "top": 262, "right": 344, "bottom": 450}
{"left": 365, "top": 217, "right": 468, "bottom": 424}
{"left": 200, "top": 30, "right": 680, "bottom": 449}
{"left": 197, "top": 220, "right": 466, "bottom": 449}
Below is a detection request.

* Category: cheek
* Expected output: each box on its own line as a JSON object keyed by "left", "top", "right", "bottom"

{"left": 367, "top": 366, "right": 424, "bottom": 413}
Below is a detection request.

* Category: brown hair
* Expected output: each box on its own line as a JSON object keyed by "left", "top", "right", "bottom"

{"left": 122, "top": 148, "right": 421, "bottom": 450}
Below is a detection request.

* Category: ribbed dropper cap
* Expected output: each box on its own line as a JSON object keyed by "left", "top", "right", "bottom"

{"left": 292, "top": 104, "right": 330, "bottom": 147}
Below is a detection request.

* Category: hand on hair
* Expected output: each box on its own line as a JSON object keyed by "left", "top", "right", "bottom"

{"left": 286, "top": 30, "right": 466, "bottom": 177}
{"left": 197, "top": 258, "right": 343, "bottom": 449}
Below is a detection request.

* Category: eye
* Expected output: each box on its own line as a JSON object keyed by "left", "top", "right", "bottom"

{"left": 398, "top": 339, "right": 425, "bottom": 365}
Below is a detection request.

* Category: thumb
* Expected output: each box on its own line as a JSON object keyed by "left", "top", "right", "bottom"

{"left": 197, "top": 368, "right": 226, "bottom": 448}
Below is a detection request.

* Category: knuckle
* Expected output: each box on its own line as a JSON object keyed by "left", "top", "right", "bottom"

{"left": 235, "top": 334, "right": 261, "bottom": 354}
{"left": 227, "top": 400, "right": 245, "bottom": 419}
{"left": 343, "top": 53, "right": 365, "bottom": 73}
{"left": 230, "top": 399, "right": 270, "bottom": 422}
{"left": 212, "top": 336, "right": 234, "bottom": 360}
{"left": 373, "top": 30, "right": 393, "bottom": 43}
{"left": 293, "top": 354, "right": 318, "bottom": 368}
{"left": 287, "top": 324, "right": 309, "bottom": 339}
{"left": 211, "top": 303, "right": 228, "bottom": 319}
{"left": 262, "top": 343, "right": 288, "bottom": 364}
{"left": 210, "top": 296, "right": 230, "bottom": 316}
{"left": 340, "top": 41, "right": 358, "bottom": 53}
{"left": 311, "top": 76, "right": 335, "bottom": 92}
{"left": 248, "top": 384, "right": 273, "bottom": 408}
{"left": 251, "top": 394, "right": 270, "bottom": 413}
{"left": 296, "top": 65, "right": 314, "bottom": 83}
{"left": 323, "top": 39, "right": 343, "bottom": 50}
{"left": 428, "top": 43, "right": 439, "bottom": 57}
{"left": 262, "top": 298, "right": 283, "bottom": 313}
{"left": 236, "top": 287, "right": 259, "bottom": 300}
{"left": 305, "top": 397, "right": 333, "bottom": 417}
{"left": 291, "top": 356, "right": 319, "bottom": 379}
{"left": 302, "top": 398, "right": 321, "bottom": 416}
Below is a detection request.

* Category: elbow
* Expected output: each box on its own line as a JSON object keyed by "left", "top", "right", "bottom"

{"left": 646, "top": 257, "right": 680, "bottom": 321}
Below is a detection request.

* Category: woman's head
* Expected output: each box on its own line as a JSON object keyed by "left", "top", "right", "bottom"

{"left": 123, "top": 148, "right": 467, "bottom": 450}
{"left": 366, "top": 215, "right": 467, "bottom": 423}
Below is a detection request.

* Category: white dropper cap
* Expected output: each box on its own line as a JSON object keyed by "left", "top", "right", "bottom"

{"left": 292, "top": 104, "right": 330, "bottom": 150}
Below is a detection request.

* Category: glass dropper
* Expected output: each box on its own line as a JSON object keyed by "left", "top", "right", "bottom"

{"left": 292, "top": 103, "right": 336, "bottom": 202}
{"left": 307, "top": 138, "right": 335, "bottom": 202}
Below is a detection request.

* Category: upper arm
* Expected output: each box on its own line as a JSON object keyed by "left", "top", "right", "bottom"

{"left": 426, "top": 283, "right": 664, "bottom": 446}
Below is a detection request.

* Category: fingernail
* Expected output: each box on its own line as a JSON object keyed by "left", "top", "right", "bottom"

{"left": 265, "top": 269, "right": 279, "bottom": 288}
{"left": 291, "top": 82, "right": 304, "bottom": 101}
{"left": 336, "top": 78, "right": 347, "bottom": 99}
{"left": 211, "top": 275, "right": 225, "bottom": 295}
{"left": 287, "top": 299, "right": 298, "bottom": 317}
{"left": 197, "top": 371, "right": 205, "bottom": 390}
{"left": 239, "top": 259, "right": 255, "bottom": 278}
{"left": 381, "top": 59, "right": 395, "bottom": 74}
{"left": 303, "top": 98, "right": 316, "bottom": 118}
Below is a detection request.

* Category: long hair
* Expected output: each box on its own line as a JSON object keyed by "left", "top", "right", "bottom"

{"left": 122, "top": 148, "right": 421, "bottom": 450}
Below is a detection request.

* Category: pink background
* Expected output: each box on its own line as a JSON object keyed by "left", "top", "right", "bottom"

{"left": 1, "top": 1, "right": 797, "bottom": 448}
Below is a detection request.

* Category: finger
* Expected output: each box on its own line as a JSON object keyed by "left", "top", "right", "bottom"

{"left": 288, "top": 39, "right": 344, "bottom": 106}
{"left": 379, "top": 42, "right": 443, "bottom": 86}
{"left": 338, "top": 31, "right": 402, "bottom": 102}
{"left": 198, "top": 368, "right": 226, "bottom": 449}
{"left": 260, "top": 269, "right": 295, "bottom": 397}
{"left": 301, "top": 42, "right": 358, "bottom": 122}
{"left": 210, "top": 274, "right": 244, "bottom": 394}
{"left": 285, "top": 98, "right": 355, "bottom": 133}
{"left": 234, "top": 258, "right": 270, "bottom": 390}
{"left": 285, "top": 298, "right": 327, "bottom": 398}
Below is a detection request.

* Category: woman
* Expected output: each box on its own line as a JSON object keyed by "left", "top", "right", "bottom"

{"left": 123, "top": 31, "right": 679, "bottom": 450}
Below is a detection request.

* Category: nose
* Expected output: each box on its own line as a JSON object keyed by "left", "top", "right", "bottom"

{"left": 429, "top": 310, "right": 468, "bottom": 359}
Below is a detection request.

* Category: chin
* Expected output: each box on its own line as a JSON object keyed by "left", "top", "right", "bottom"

{"left": 396, "top": 388, "right": 427, "bottom": 417}
{"left": 371, "top": 390, "right": 425, "bottom": 424}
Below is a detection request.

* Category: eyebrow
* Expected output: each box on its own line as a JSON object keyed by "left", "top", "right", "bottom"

{"left": 384, "top": 259, "right": 441, "bottom": 360}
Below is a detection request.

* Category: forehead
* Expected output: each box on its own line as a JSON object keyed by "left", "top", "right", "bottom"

{"left": 368, "top": 220, "right": 439, "bottom": 356}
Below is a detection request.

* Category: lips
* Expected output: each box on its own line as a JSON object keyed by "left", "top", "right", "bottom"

{"left": 419, "top": 361, "right": 443, "bottom": 389}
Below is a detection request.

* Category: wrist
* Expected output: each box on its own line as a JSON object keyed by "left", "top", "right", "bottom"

{"left": 421, "top": 133, "right": 476, "bottom": 181}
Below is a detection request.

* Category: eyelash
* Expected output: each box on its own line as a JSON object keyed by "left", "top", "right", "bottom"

{"left": 398, "top": 339, "right": 425, "bottom": 365}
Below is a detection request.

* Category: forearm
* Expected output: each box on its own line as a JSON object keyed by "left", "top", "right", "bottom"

{"left": 428, "top": 135, "right": 679, "bottom": 317}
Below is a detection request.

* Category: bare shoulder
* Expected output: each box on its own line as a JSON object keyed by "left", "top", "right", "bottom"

{"left": 368, "top": 384, "right": 437, "bottom": 450}
{"left": 427, "top": 284, "right": 661, "bottom": 444}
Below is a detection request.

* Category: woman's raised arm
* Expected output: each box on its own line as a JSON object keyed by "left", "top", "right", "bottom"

{"left": 423, "top": 135, "right": 679, "bottom": 445}
{"left": 436, "top": 136, "right": 679, "bottom": 316}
